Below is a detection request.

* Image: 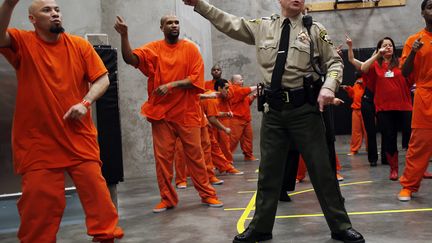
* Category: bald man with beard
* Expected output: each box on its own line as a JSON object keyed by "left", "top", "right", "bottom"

{"left": 115, "top": 14, "right": 223, "bottom": 212}
{"left": 0, "top": 0, "right": 123, "bottom": 242}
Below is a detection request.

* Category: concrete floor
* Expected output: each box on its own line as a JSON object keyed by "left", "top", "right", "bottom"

{"left": 0, "top": 135, "right": 432, "bottom": 243}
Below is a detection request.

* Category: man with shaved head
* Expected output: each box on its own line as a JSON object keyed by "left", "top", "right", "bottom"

{"left": 0, "top": 0, "right": 123, "bottom": 242}
{"left": 115, "top": 14, "right": 223, "bottom": 212}
{"left": 229, "top": 74, "right": 258, "bottom": 162}
{"left": 205, "top": 64, "right": 222, "bottom": 90}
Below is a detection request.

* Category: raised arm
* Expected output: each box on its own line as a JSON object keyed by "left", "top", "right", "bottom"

{"left": 0, "top": 0, "right": 19, "bottom": 47}
{"left": 360, "top": 50, "right": 381, "bottom": 73}
{"left": 345, "top": 34, "right": 363, "bottom": 70}
{"left": 114, "top": 16, "right": 139, "bottom": 66}
{"left": 63, "top": 74, "right": 109, "bottom": 120}
{"left": 401, "top": 37, "right": 423, "bottom": 77}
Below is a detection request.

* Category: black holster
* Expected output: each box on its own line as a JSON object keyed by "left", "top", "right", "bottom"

{"left": 303, "top": 74, "right": 323, "bottom": 105}
{"left": 257, "top": 83, "right": 265, "bottom": 111}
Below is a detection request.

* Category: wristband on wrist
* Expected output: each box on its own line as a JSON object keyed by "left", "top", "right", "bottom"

{"left": 81, "top": 99, "right": 91, "bottom": 109}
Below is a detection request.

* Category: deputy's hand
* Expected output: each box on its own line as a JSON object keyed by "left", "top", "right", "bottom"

{"left": 114, "top": 16, "right": 128, "bottom": 36}
{"left": 332, "top": 98, "right": 344, "bottom": 106}
{"left": 317, "top": 88, "right": 335, "bottom": 112}
{"left": 183, "top": 0, "right": 198, "bottom": 6}
{"left": 5, "top": 0, "right": 19, "bottom": 7}
{"left": 63, "top": 103, "right": 88, "bottom": 120}
{"left": 411, "top": 37, "right": 424, "bottom": 53}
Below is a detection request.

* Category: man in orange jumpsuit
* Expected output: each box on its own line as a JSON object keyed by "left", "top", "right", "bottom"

{"left": 174, "top": 95, "right": 225, "bottom": 188}
{"left": 115, "top": 15, "right": 223, "bottom": 212}
{"left": 214, "top": 78, "right": 257, "bottom": 164}
{"left": 341, "top": 73, "right": 367, "bottom": 156}
{"left": 230, "top": 74, "right": 258, "bottom": 161}
{"left": 0, "top": 1, "right": 123, "bottom": 242}
{"left": 205, "top": 64, "right": 222, "bottom": 90}
{"left": 201, "top": 90, "right": 244, "bottom": 175}
{"left": 398, "top": 0, "right": 432, "bottom": 201}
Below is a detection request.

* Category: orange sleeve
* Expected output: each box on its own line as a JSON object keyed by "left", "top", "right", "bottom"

{"left": 0, "top": 28, "right": 22, "bottom": 69}
{"left": 344, "top": 86, "right": 354, "bottom": 98}
{"left": 133, "top": 42, "right": 158, "bottom": 79}
{"left": 230, "top": 86, "right": 252, "bottom": 103}
{"left": 205, "top": 98, "right": 220, "bottom": 117}
{"left": 185, "top": 42, "right": 205, "bottom": 93}
{"left": 400, "top": 35, "right": 414, "bottom": 68}
{"left": 78, "top": 37, "right": 108, "bottom": 83}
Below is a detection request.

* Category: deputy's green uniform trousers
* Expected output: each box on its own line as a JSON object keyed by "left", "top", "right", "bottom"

{"left": 249, "top": 103, "right": 352, "bottom": 233}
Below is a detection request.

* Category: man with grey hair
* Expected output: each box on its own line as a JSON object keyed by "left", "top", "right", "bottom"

{"left": 183, "top": 0, "right": 364, "bottom": 242}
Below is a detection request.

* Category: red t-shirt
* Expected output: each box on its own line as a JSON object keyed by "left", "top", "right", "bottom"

{"left": 0, "top": 29, "right": 107, "bottom": 174}
{"left": 365, "top": 61, "right": 412, "bottom": 112}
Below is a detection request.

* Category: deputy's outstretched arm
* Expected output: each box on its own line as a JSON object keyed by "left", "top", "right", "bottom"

{"left": 184, "top": 0, "right": 257, "bottom": 45}
{"left": 0, "top": 0, "right": 19, "bottom": 47}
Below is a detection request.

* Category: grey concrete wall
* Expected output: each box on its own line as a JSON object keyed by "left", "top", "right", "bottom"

{"left": 208, "top": 0, "right": 425, "bottom": 157}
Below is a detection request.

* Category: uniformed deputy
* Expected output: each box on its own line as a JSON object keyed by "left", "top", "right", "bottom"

{"left": 183, "top": 1, "right": 365, "bottom": 243}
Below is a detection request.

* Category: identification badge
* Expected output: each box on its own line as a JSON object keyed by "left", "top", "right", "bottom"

{"left": 384, "top": 71, "right": 394, "bottom": 78}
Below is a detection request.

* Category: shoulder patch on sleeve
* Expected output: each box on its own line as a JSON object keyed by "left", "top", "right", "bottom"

{"left": 319, "top": 29, "right": 334, "bottom": 46}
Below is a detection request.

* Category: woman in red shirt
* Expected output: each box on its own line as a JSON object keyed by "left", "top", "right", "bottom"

{"left": 361, "top": 37, "right": 413, "bottom": 181}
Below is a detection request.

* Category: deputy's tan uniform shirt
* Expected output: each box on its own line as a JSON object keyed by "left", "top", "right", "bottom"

{"left": 194, "top": 0, "right": 343, "bottom": 92}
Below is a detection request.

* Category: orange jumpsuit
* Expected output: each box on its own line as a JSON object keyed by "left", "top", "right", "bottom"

{"left": 344, "top": 81, "right": 367, "bottom": 154}
{"left": 174, "top": 102, "right": 217, "bottom": 185}
{"left": 399, "top": 29, "right": 432, "bottom": 192}
{"left": 205, "top": 79, "right": 216, "bottom": 91}
{"left": 0, "top": 29, "right": 123, "bottom": 242}
{"left": 230, "top": 85, "right": 256, "bottom": 161}
{"left": 213, "top": 92, "right": 233, "bottom": 163}
{"left": 134, "top": 39, "right": 218, "bottom": 207}
{"left": 174, "top": 138, "right": 187, "bottom": 186}
{"left": 201, "top": 93, "right": 234, "bottom": 172}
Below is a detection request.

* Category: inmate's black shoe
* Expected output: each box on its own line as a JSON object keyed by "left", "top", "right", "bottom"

{"left": 279, "top": 191, "right": 292, "bottom": 202}
{"left": 233, "top": 227, "right": 272, "bottom": 243}
{"left": 331, "top": 228, "right": 365, "bottom": 243}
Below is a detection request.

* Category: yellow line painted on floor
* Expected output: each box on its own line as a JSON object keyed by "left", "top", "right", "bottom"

{"left": 236, "top": 191, "right": 257, "bottom": 234}
{"left": 224, "top": 208, "right": 247, "bottom": 211}
{"left": 243, "top": 208, "right": 432, "bottom": 220}
{"left": 238, "top": 191, "right": 256, "bottom": 194}
{"left": 235, "top": 180, "right": 420, "bottom": 234}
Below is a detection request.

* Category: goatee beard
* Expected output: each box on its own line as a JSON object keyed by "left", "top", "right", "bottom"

{"left": 50, "top": 26, "right": 65, "bottom": 34}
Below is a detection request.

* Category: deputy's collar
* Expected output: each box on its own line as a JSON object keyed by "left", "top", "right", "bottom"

{"left": 280, "top": 13, "right": 303, "bottom": 28}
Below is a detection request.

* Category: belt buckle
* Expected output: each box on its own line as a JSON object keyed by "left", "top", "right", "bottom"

{"left": 283, "top": 91, "right": 290, "bottom": 103}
